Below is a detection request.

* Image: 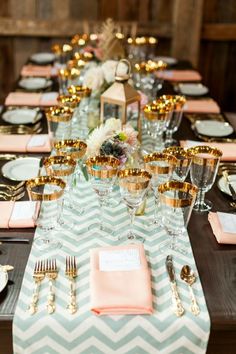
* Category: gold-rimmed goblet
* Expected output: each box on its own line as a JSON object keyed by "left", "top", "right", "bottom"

{"left": 143, "top": 99, "right": 174, "bottom": 153}
{"left": 57, "top": 93, "right": 81, "bottom": 109}
{"left": 163, "top": 146, "right": 193, "bottom": 181}
{"left": 118, "top": 168, "right": 151, "bottom": 242}
{"left": 86, "top": 155, "right": 120, "bottom": 235}
{"left": 158, "top": 181, "right": 198, "bottom": 254}
{"left": 188, "top": 145, "right": 222, "bottom": 212}
{"left": 144, "top": 152, "right": 177, "bottom": 226}
{"left": 26, "top": 176, "right": 66, "bottom": 251}
{"left": 158, "top": 95, "right": 186, "bottom": 146}
{"left": 54, "top": 139, "right": 87, "bottom": 214}
{"left": 43, "top": 155, "right": 76, "bottom": 229}
{"left": 45, "top": 106, "right": 74, "bottom": 148}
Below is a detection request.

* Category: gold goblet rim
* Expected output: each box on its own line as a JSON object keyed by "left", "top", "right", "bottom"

{"left": 57, "top": 94, "right": 81, "bottom": 107}
{"left": 43, "top": 155, "right": 76, "bottom": 177}
{"left": 86, "top": 155, "right": 120, "bottom": 178}
{"left": 159, "top": 95, "right": 186, "bottom": 109}
{"left": 158, "top": 181, "right": 198, "bottom": 207}
{"left": 144, "top": 153, "right": 177, "bottom": 174}
{"left": 188, "top": 145, "right": 223, "bottom": 158}
{"left": 134, "top": 60, "right": 167, "bottom": 73}
{"left": 67, "top": 85, "right": 92, "bottom": 97}
{"left": 163, "top": 146, "right": 193, "bottom": 159}
{"left": 118, "top": 168, "right": 151, "bottom": 190}
{"left": 45, "top": 106, "right": 74, "bottom": 122}
{"left": 143, "top": 99, "right": 174, "bottom": 119}
{"left": 54, "top": 139, "right": 87, "bottom": 159}
{"left": 26, "top": 176, "right": 66, "bottom": 201}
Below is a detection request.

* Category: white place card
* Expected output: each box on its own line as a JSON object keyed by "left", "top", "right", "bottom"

{"left": 28, "top": 135, "right": 47, "bottom": 147}
{"left": 217, "top": 212, "right": 236, "bottom": 234}
{"left": 11, "top": 201, "right": 37, "bottom": 221}
{"left": 99, "top": 248, "right": 141, "bottom": 272}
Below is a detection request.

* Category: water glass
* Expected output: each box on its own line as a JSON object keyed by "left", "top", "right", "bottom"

{"left": 163, "top": 146, "right": 193, "bottom": 181}
{"left": 188, "top": 145, "right": 222, "bottom": 212}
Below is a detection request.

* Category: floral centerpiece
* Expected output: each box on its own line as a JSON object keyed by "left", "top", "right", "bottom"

{"left": 86, "top": 118, "right": 139, "bottom": 165}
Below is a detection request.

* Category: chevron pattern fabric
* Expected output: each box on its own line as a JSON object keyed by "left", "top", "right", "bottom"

{"left": 13, "top": 110, "right": 210, "bottom": 353}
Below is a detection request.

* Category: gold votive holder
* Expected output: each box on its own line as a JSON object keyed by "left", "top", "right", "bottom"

{"left": 26, "top": 176, "right": 66, "bottom": 201}
{"left": 43, "top": 155, "right": 76, "bottom": 177}
{"left": 86, "top": 156, "right": 120, "bottom": 179}
{"left": 54, "top": 139, "right": 87, "bottom": 160}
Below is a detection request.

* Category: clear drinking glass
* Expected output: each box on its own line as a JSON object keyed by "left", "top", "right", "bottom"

{"left": 143, "top": 99, "right": 174, "bottom": 153}
{"left": 158, "top": 181, "right": 198, "bottom": 254}
{"left": 86, "top": 155, "right": 120, "bottom": 235}
{"left": 188, "top": 146, "right": 222, "bottom": 212}
{"left": 118, "top": 168, "right": 151, "bottom": 241}
{"left": 46, "top": 106, "right": 74, "bottom": 148}
{"left": 54, "top": 139, "right": 87, "bottom": 214}
{"left": 26, "top": 176, "right": 66, "bottom": 251}
{"left": 163, "top": 146, "right": 193, "bottom": 182}
{"left": 43, "top": 155, "right": 76, "bottom": 229}
{"left": 163, "top": 95, "right": 186, "bottom": 146}
{"left": 144, "top": 153, "right": 177, "bottom": 226}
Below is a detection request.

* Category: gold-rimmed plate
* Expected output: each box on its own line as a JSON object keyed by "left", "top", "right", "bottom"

{"left": 2, "top": 108, "right": 42, "bottom": 125}
{"left": 218, "top": 174, "right": 236, "bottom": 197}
{"left": 30, "top": 52, "right": 55, "bottom": 64}
{"left": 2, "top": 157, "right": 41, "bottom": 181}
{"left": 19, "top": 77, "right": 52, "bottom": 91}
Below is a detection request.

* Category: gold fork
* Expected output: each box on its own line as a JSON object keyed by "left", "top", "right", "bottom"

{"left": 0, "top": 190, "right": 25, "bottom": 201}
{"left": 65, "top": 256, "right": 78, "bottom": 314}
{"left": 0, "top": 181, "right": 25, "bottom": 191}
{"left": 28, "top": 260, "right": 45, "bottom": 315}
{"left": 45, "top": 259, "right": 58, "bottom": 314}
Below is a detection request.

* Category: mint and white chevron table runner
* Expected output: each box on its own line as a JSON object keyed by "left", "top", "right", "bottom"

{"left": 13, "top": 177, "right": 210, "bottom": 354}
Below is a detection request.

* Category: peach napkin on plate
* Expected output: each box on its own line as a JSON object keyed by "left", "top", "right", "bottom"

{"left": 5, "top": 92, "right": 58, "bottom": 107}
{"left": 180, "top": 140, "right": 236, "bottom": 161}
{"left": 208, "top": 212, "right": 236, "bottom": 244}
{"left": 0, "top": 201, "right": 39, "bottom": 228}
{"left": 21, "top": 65, "right": 54, "bottom": 77}
{"left": 156, "top": 70, "right": 202, "bottom": 82}
{"left": 183, "top": 100, "right": 220, "bottom": 114}
{"left": 90, "top": 244, "right": 153, "bottom": 316}
{"left": 0, "top": 134, "right": 51, "bottom": 152}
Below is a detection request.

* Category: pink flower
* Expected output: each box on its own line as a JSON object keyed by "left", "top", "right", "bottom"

{"left": 122, "top": 124, "right": 139, "bottom": 147}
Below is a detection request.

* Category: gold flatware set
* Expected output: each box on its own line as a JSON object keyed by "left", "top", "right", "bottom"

{"left": 0, "top": 181, "right": 25, "bottom": 201}
{"left": 0, "top": 121, "right": 42, "bottom": 135}
{"left": 29, "top": 257, "right": 78, "bottom": 315}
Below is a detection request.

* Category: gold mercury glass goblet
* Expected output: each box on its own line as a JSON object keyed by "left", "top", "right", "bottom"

{"left": 43, "top": 155, "right": 76, "bottom": 230}
{"left": 86, "top": 155, "right": 120, "bottom": 235}
{"left": 26, "top": 176, "right": 66, "bottom": 251}
{"left": 54, "top": 139, "right": 87, "bottom": 215}
{"left": 188, "top": 145, "right": 222, "bottom": 212}
{"left": 118, "top": 168, "right": 151, "bottom": 242}
{"left": 163, "top": 146, "right": 193, "bottom": 182}
{"left": 158, "top": 181, "right": 198, "bottom": 254}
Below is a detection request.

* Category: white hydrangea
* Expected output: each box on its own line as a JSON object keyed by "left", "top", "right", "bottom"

{"left": 83, "top": 66, "right": 104, "bottom": 91}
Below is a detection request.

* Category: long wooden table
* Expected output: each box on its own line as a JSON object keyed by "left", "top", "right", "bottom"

{"left": 0, "top": 73, "right": 236, "bottom": 354}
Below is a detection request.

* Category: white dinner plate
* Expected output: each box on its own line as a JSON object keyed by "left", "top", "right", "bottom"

{"left": 218, "top": 174, "right": 236, "bottom": 197}
{"left": 178, "top": 83, "right": 209, "bottom": 96}
{"left": 19, "top": 77, "right": 52, "bottom": 90}
{"left": 2, "top": 157, "right": 40, "bottom": 181}
{"left": 0, "top": 270, "right": 8, "bottom": 293}
{"left": 194, "top": 120, "right": 234, "bottom": 137}
{"left": 2, "top": 108, "right": 42, "bottom": 125}
{"left": 30, "top": 52, "right": 55, "bottom": 64}
{"left": 155, "top": 56, "right": 177, "bottom": 65}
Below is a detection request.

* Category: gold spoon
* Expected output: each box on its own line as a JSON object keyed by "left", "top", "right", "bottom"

{"left": 180, "top": 265, "right": 200, "bottom": 316}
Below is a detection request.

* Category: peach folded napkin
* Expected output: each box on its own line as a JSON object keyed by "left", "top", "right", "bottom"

{"left": 0, "top": 201, "right": 39, "bottom": 228}
{"left": 5, "top": 92, "right": 58, "bottom": 107}
{"left": 208, "top": 212, "right": 236, "bottom": 244}
{"left": 183, "top": 100, "right": 220, "bottom": 114}
{"left": 90, "top": 244, "right": 153, "bottom": 316}
{"left": 21, "top": 65, "right": 55, "bottom": 77}
{"left": 180, "top": 140, "right": 236, "bottom": 161}
{"left": 0, "top": 134, "right": 51, "bottom": 152}
{"left": 156, "top": 70, "right": 202, "bottom": 82}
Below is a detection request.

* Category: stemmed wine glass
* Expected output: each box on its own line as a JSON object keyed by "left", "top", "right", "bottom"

{"left": 86, "top": 155, "right": 120, "bottom": 235}
{"left": 118, "top": 168, "right": 151, "bottom": 242}
{"left": 163, "top": 146, "right": 193, "bottom": 182}
{"left": 54, "top": 139, "right": 87, "bottom": 214}
{"left": 158, "top": 181, "right": 198, "bottom": 254}
{"left": 143, "top": 98, "right": 174, "bottom": 153}
{"left": 188, "top": 145, "right": 222, "bottom": 212}
{"left": 143, "top": 153, "right": 177, "bottom": 226}
{"left": 161, "top": 95, "right": 186, "bottom": 147}
{"left": 26, "top": 176, "right": 66, "bottom": 251}
{"left": 43, "top": 155, "right": 76, "bottom": 229}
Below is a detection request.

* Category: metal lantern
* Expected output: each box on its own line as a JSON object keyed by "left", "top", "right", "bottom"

{"left": 100, "top": 59, "right": 141, "bottom": 139}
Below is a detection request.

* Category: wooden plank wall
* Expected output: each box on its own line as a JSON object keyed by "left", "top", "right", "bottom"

{"left": 0, "top": 0, "right": 235, "bottom": 111}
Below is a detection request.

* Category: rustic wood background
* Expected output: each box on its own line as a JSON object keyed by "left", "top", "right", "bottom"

{"left": 0, "top": 0, "right": 236, "bottom": 111}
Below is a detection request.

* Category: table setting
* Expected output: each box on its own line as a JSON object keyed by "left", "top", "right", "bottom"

{"left": 0, "top": 19, "right": 236, "bottom": 354}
